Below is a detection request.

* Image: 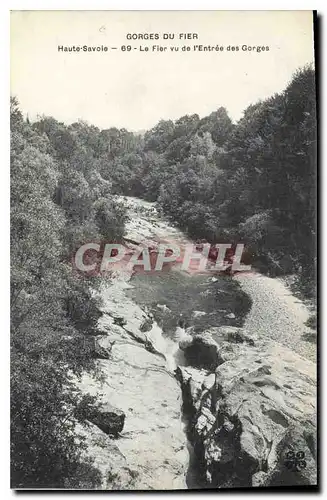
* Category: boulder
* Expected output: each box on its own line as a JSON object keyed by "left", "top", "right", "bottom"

{"left": 192, "top": 311, "right": 207, "bottom": 319}
{"left": 179, "top": 332, "right": 223, "bottom": 371}
{"left": 178, "top": 335, "right": 317, "bottom": 488}
{"left": 139, "top": 317, "right": 154, "bottom": 333}
{"left": 92, "top": 341, "right": 114, "bottom": 360}
{"left": 88, "top": 403, "right": 126, "bottom": 437}
{"left": 113, "top": 316, "right": 127, "bottom": 327}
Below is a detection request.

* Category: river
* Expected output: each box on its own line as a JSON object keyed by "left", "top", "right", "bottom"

{"left": 77, "top": 196, "right": 316, "bottom": 490}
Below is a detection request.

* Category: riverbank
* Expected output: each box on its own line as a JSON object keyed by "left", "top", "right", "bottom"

{"left": 235, "top": 273, "right": 316, "bottom": 362}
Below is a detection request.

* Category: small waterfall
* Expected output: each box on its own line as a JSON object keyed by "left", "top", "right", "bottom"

{"left": 146, "top": 320, "right": 193, "bottom": 372}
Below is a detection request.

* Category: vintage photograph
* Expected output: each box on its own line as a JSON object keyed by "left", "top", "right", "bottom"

{"left": 10, "top": 10, "right": 317, "bottom": 490}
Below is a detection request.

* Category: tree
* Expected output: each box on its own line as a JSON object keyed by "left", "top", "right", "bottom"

{"left": 10, "top": 100, "right": 118, "bottom": 488}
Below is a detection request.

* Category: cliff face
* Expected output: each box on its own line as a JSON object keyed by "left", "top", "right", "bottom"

{"left": 177, "top": 326, "right": 317, "bottom": 488}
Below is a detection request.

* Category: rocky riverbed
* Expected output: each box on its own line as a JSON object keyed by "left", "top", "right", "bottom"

{"left": 75, "top": 196, "right": 317, "bottom": 490}
{"left": 177, "top": 327, "right": 316, "bottom": 488}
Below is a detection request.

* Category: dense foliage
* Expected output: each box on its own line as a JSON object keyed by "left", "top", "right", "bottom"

{"left": 112, "top": 66, "right": 316, "bottom": 297}
{"left": 10, "top": 98, "right": 126, "bottom": 488}
{"left": 11, "top": 64, "right": 316, "bottom": 487}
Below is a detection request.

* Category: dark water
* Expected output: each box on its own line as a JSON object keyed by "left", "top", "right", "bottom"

{"left": 127, "top": 269, "right": 252, "bottom": 338}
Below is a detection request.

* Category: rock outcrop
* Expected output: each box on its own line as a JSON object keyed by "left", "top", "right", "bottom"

{"left": 177, "top": 327, "right": 317, "bottom": 488}
{"left": 74, "top": 197, "right": 317, "bottom": 490}
{"left": 88, "top": 337, "right": 114, "bottom": 360}
{"left": 86, "top": 402, "right": 126, "bottom": 437}
{"left": 76, "top": 277, "right": 188, "bottom": 490}
{"left": 179, "top": 332, "right": 222, "bottom": 371}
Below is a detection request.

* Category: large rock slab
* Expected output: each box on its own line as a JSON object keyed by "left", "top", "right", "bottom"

{"left": 177, "top": 328, "right": 317, "bottom": 488}
{"left": 78, "top": 340, "right": 188, "bottom": 490}
{"left": 77, "top": 277, "right": 188, "bottom": 490}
